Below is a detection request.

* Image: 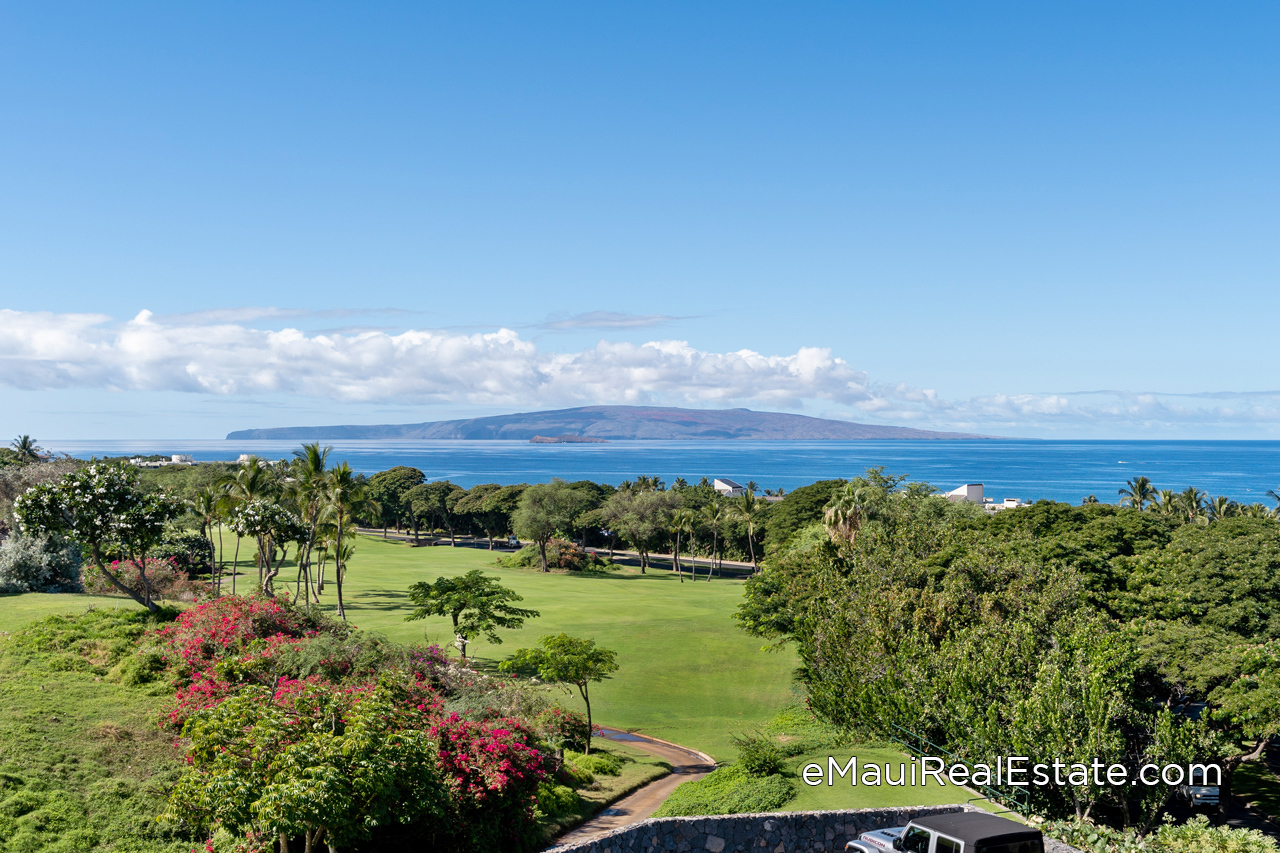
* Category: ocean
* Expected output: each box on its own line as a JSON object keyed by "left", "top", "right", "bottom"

{"left": 39, "top": 439, "right": 1280, "bottom": 506}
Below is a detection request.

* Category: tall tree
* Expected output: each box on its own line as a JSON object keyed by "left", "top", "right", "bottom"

{"left": 602, "top": 488, "right": 678, "bottom": 572}
{"left": 407, "top": 480, "right": 465, "bottom": 545}
{"left": 366, "top": 466, "right": 425, "bottom": 536}
{"left": 404, "top": 569, "right": 540, "bottom": 660}
{"left": 501, "top": 634, "right": 618, "bottom": 753}
{"left": 1118, "top": 476, "right": 1157, "bottom": 511}
{"left": 730, "top": 491, "right": 767, "bottom": 572}
{"left": 670, "top": 508, "right": 697, "bottom": 581}
{"left": 700, "top": 502, "right": 725, "bottom": 579}
{"left": 323, "top": 462, "right": 376, "bottom": 621}
{"left": 10, "top": 435, "right": 42, "bottom": 464}
{"left": 287, "top": 442, "right": 331, "bottom": 606}
{"left": 512, "top": 479, "right": 591, "bottom": 572}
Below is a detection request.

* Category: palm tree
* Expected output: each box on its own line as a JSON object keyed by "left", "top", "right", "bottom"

{"left": 288, "top": 442, "right": 331, "bottom": 607}
{"left": 699, "top": 502, "right": 724, "bottom": 580}
{"left": 1207, "top": 495, "right": 1239, "bottom": 522}
{"left": 1241, "top": 503, "right": 1273, "bottom": 519}
{"left": 322, "top": 462, "right": 377, "bottom": 621}
{"left": 1268, "top": 486, "right": 1280, "bottom": 511}
{"left": 189, "top": 487, "right": 223, "bottom": 592}
{"left": 1177, "top": 487, "right": 1207, "bottom": 525}
{"left": 1118, "top": 476, "right": 1156, "bottom": 511}
{"left": 10, "top": 435, "right": 42, "bottom": 463}
{"left": 730, "top": 491, "right": 766, "bottom": 574}
{"left": 824, "top": 484, "right": 874, "bottom": 543}
{"left": 670, "top": 509, "right": 697, "bottom": 582}
{"left": 1152, "top": 489, "right": 1179, "bottom": 518}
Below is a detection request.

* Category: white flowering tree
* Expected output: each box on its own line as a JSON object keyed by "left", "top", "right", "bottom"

{"left": 15, "top": 463, "right": 183, "bottom": 612}
{"left": 228, "top": 498, "right": 307, "bottom": 595}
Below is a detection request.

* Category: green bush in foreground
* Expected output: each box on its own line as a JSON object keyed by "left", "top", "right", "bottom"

{"left": 1045, "top": 815, "right": 1278, "bottom": 853}
{"left": 652, "top": 766, "right": 796, "bottom": 817}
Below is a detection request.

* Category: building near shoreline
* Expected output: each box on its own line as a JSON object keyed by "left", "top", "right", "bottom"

{"left": 943, "top": 483, "right": 1030, "bottom": 514}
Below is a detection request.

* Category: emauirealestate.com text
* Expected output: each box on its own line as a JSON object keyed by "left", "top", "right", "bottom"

{"left": 801, "top": 757, "right": 1221, "bottom": 788}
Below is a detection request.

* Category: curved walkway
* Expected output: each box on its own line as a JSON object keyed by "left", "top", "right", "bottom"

{"left": 551, "top": 728, "right": 717, "bottom": 848}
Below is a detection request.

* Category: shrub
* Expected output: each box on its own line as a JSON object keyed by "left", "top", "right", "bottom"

{"left": 500, "top": 539, "right": 613, "bottom": 572}
{"left": 535, "top": 782, "right": 580, "bottom": 819}
{"left": 533, "top": 706, "right": 592, "bottom": 752}
{"left": 652, "top": 766, "right": 796, "bottom": 816}
{"left": 565, "top": 750, "right": 623, "bottom": 777}
{"left": 151, "top": 531, "right": 213, "bottom": 578}
{"left": 0, "top": 533, "right": 82, "bottom": 593}
{"left": 731, "top": 733, "right": 786, "bottom": 776}
{"left": 82, "top": 557, "right": 210, "bottom": 602}
{"left": 1044, "top": 816, "right": 1279, "bottom": 853}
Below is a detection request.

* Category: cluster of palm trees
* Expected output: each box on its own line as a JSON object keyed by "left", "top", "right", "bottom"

{"left": 664, "top": 493, "right": 764, "bottom": 581}
{"left": 1118, "top": 476, "right": 1280, "bottom": 524}
{"left": 192, "top": 443, "right": 375, "bottom": 619}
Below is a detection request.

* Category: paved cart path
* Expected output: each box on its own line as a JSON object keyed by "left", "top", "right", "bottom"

{"left": 551, "top": 728, "right": 717, "bottom": 848}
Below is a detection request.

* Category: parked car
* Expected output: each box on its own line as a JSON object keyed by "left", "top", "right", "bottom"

{"left": 1179, "top": 766, "right": 1220, "bottom": 810}
{"left": 846, "top": 812, "right": 1043, "bottom": 853}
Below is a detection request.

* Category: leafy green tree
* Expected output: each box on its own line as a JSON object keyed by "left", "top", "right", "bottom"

{"left": 366, "top": 466, "right": 425, "bottom": 536}
{"left": 512, "top": 479, "right": 591, "bottom": 571}
{"left": 762, "top": 479, "right": 845, "bottom": 553}
{"left": 165, "top": 683, "right": 446, "bottom": 853}
{"left": 1207, "top": 494, "right": 1239, "bottom": 521}
{"left": 15, "top": 463, "right": 179, "bottom": 612}
{"left": 406, "top": 480, "right": 465, "bottom": 545}
{"left": 452, "top": 483, "right": 503, "bottom": 548}
{"left": 602, "top": 488, "right": 678, "bottom": 571}
{"left": 501, "top": 634, "right": 619, "bottom": 753}
{"left": 404, "top": 569, "right": 540, "bottom": 659}
{"left": 1118, "top": 476, "right": 1156, "bottom": 511}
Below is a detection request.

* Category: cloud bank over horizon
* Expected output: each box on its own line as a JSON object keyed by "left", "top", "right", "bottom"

{"left": 2, "top": 308, "right": 1278, "bottom": 437}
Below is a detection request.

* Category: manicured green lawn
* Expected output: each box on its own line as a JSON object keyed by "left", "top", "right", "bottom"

{"left": 0, "top": 592, "right": 136, "bottom": 634}
{"left": 329, "top": 537, "right": 799, "bottom": 761}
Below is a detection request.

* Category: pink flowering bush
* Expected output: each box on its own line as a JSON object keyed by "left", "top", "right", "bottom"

{"left": 83, "top": 556, "right": 211, "bottom": 602}
{"left": 431, "top": 713, "right": 549, "bottom": 851}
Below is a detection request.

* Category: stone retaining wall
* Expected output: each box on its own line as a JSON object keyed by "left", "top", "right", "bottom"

{"left": 545, "top": 805, "right": 1082, "bottom": 853}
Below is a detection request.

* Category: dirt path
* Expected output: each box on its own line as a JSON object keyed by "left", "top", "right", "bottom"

{"left": 550, "top": 728, "right": 717, "bottom": 848}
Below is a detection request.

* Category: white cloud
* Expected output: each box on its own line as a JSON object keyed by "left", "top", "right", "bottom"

{"left": 3, "top": 308, "right": 1280, "bottom": 434}
{"left": 0, "top": 309, "right": 872, "bottom": 409}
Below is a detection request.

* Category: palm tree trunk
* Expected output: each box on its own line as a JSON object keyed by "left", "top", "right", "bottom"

{"left": 231, "top": 537, "right": 240, "bottom": 596}
{"left": 334, "top": 510, "right": 347, "bottom": 620}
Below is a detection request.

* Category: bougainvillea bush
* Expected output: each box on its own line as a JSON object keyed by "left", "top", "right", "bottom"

{"left": 82, "top": 556, "right": 211, "bottom": 602}
{"left": 138, "top": 593, "right": 561, "bottom": 852}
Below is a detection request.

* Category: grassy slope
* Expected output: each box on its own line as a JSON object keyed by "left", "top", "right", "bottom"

{"left": 0, "top": 534, "right": 971, "bottom": 821}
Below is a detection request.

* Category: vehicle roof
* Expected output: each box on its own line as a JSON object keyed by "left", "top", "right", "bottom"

{"left": 911, "top": 813, "right": 1041, "bottom": 845}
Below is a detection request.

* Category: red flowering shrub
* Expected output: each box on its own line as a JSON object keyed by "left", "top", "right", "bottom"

{"left": 532, "top": 706, "right": 591, "bottom": 752}
{"left": 153, "top": 593, "right": 320, "bottom": 682}
{"left": 83, "top": 556, "right": 211, "bottom": 602}
{"left": 431, "top": 713, "right": 549, "bottom": 851}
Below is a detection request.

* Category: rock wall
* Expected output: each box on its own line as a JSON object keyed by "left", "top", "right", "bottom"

{"left": 545, "top": 806, "right": 1084, "bottom": 853}
{"left": 547, "top": 805, "right": 949, "bottom": 852}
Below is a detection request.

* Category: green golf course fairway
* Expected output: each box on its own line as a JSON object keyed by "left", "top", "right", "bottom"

{"left": 0, "top": 535, "right": 977, "bottom": 815}
{"left": 330, "top": 536, "right": 798, "bottom": 762}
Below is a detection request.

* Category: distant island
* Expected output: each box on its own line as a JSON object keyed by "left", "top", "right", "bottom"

{"left": 529, "top": 434, "right": 611, "bottom": 444}
{"left": 226, "top": 405, "right": 993, "bottom": 441}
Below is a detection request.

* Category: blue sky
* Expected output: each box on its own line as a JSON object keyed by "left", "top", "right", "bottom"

{"left": 2, "top": 2, "right": 1278, "bottom": 439}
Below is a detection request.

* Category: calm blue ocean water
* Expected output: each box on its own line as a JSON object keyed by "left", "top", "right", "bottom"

{"left": 40, "top": 439, "right": 1280, "bottom": 506}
